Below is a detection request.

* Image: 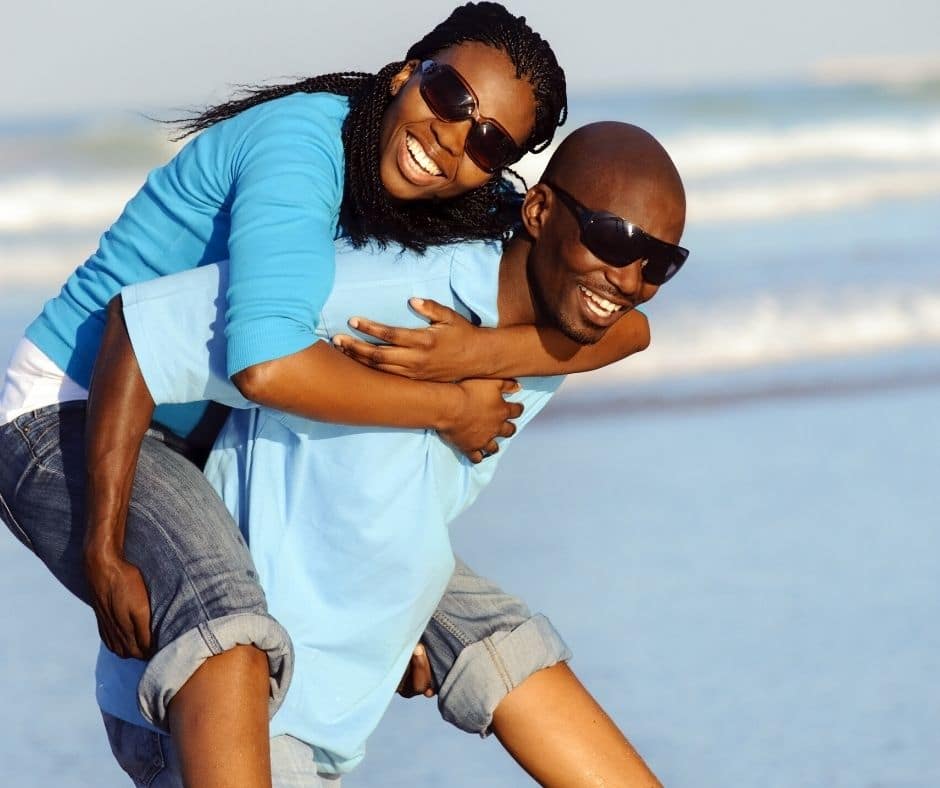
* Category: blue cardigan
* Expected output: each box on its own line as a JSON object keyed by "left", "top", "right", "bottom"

{"left": 27, "top": 92, "right": 348, "bottom": 387}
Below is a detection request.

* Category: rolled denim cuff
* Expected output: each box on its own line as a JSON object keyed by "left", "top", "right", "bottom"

{"left": 137, "top": 612, "right": 293, "bottom": 731}
{"left": 437, "top": 613, "right": 572, "bottom": 736}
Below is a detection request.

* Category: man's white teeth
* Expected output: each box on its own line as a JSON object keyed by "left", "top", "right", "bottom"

{"left": 405, "top": 134, "right": 442, "bottom": 176}
{"left": 578, "top": 285, "right": 622, "bottom": 318}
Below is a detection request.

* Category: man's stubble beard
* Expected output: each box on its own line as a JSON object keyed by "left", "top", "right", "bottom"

{"left": 527, "top": 265, "right": 600, "bottom": 347}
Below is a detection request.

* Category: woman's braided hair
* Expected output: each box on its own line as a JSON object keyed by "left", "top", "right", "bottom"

{"left": 173, "top": 2, "right": 567, "bottom": 252}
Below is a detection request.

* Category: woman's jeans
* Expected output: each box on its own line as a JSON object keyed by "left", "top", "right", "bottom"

{"left": 0, "top": 403, "right": 570, "bottom": 739}
{"left": 0, "top": 402, "right": 292, "bottom": 729}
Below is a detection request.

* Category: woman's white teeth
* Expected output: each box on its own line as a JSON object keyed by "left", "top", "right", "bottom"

{"left": 579, "top": 285, "right": 622, "bottom": 317}
{"left": 406, "top": 134, "right": 442, "bottom": 176}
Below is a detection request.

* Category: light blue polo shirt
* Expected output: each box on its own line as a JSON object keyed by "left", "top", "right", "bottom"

{"left": 95, "top": 240, "right": 564, "bottom": 773}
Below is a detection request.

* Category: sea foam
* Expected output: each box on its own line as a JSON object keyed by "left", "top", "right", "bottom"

{"left": 565, "top": 285, "right": 940, "bottom": 389}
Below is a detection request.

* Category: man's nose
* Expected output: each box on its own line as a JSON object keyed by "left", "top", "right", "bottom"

{"left": 604, "top": 259, "right": 644, "bottom": 301}
{"left": 431, "top": 118, "right": 472, "bottom": 159}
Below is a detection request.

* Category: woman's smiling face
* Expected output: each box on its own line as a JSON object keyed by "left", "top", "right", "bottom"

{"left": 378, "top": 41, "right": 537, "bottom": 201}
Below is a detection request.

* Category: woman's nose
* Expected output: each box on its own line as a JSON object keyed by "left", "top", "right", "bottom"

{"left": 431, "top": 117, "right": 472, "bottom": 159}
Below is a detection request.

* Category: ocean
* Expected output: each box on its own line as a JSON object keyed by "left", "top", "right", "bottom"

{"left": 0, "top": 76, "right": 938, "bottom": 786}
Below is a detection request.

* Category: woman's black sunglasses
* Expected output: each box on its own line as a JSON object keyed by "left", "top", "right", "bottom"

{"left": 544, "top": 181, "right": 689, "bottom": 285}
{"left": 418, "top": 60, "right": 523, "bottom": 174}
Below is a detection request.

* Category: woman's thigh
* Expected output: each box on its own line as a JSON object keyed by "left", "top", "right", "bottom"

{"left": 0, "top": 402, "right": 267, "bottom": 646}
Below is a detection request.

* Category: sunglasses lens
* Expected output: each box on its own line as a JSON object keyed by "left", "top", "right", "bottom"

{"left": 420, "top": 61, "right": 520, "bottom": 174}
{"left": 641, "top": 258, "right": 677, "bottom": 285}
{"left": 466, "top": 122, "right": 520, "bottom": 173}
{"left": 584, "top": 218, "right": 687, "bottom": 285}
{"left": 420, "top": 63, "right": 476, "bottom": 122}
{"left": 584, "top": 218, "right": 643, "bottom": 265}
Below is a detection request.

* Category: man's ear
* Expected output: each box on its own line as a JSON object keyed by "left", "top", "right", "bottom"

{"left": 521, "top": 182, "right": 552, "bottom": 239}
{"left": 389, "top": 59, "right": 421, "bottom": 97}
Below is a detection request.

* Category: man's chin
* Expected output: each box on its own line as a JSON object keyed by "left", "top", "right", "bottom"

{"left": 555, "top": 315, "right": 603, "bottom": 346}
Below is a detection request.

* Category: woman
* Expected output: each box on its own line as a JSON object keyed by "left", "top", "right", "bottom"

{"left": 0, "top": 4, "right": 572, "bottom": 786}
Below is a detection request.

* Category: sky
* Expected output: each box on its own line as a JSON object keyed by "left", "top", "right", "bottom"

{"left": 4, "top": 0, "right": 939, "bottom": 117}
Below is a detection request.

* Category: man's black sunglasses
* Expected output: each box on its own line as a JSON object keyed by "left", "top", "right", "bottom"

{"left": 544, "top": 181, "right": 688, "bottom": 285}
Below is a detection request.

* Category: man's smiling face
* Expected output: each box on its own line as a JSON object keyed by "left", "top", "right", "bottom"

{"left": 525, "top": 123, "right": 687, "bottom": 345}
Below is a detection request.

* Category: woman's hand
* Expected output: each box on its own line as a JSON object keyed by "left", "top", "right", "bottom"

{"left": 440, "top": 377, "right": 523, "bottom": 463}
{"left": 84, "top": 549, "right": 153, "bottom": 659}
{"left": 333, "top": 298, "right": 490, "bottom": 382}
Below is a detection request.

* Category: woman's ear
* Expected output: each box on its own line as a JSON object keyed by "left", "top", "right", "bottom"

{"left": 521, "top": 182, "right": 552, "bottom": 239}
{"left": 389, "top": 59, "right": 422, "bottom": 97}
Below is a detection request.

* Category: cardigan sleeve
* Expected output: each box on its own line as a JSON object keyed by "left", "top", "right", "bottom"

{"left": 224, "top": 94, "right": 346, "bottom": 376}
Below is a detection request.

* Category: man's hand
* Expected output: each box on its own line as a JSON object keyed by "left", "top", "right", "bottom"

{"left": 397, "top": 643, "right": 436, "bottom": 699}
{"left": 333, "top": 298, "right": 489, "bottom": 383}
{"left": 440, "top": 378, "right": 522, "bottom": 463}
{"left": 84, "top": 551, "right": 153, "bottom": 660}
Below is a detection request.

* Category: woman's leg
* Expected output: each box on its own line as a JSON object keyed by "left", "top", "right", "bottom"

{"left": 103, "top": 713, "right": 341, "bottom": 788}
{"left": 169, "top": 644, "right": 273, "bottom": 788}
{"left": 490, "top": 663, "right": 661, "bottom": 788}
{"left": 421, "top": 557, "right": 660, "bottom": 786}
{"left": 0, "top": 404, "right": 291, "bottom": 788}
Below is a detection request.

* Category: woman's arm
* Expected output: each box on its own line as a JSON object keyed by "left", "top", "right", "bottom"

{"left": 230, "top": 341, "right": 520, "bottom": 449}
{"left": 333, "top": 298, "right": 651, "bottom": 382}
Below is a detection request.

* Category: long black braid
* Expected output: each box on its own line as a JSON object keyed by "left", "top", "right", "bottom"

{"left": 172, "top": 2, "right": 567, "bottom": 252}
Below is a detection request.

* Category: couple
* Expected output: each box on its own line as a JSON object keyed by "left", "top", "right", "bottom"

{"left": 0, "top": 6, "right": 685, "bottom": 788}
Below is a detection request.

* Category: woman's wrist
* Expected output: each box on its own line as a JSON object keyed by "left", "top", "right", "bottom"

{"left": 466, "top": 326, "right": 498, "bottom": 378}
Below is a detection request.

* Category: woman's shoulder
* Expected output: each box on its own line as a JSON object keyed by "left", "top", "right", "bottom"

{"left": 237, "top": 91, "right": 350, "bottom": 134}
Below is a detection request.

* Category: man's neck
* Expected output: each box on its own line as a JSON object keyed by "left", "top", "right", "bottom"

{"left": 497, "top": 236, "right": 538, "bottom": 327}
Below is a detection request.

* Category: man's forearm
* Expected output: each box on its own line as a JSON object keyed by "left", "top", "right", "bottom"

{"left": 84, "top": 297, "right": 156, "bottom": 561}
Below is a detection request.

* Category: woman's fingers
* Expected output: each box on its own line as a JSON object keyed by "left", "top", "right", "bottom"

{"left": 346, "top": 317, "right": 429, "bottom": 348}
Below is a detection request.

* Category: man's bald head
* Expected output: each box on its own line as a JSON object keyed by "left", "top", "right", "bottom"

{"left": 540, "top": 121, "right": 686, "bottom": 244}
{"left": 520, "top": 121, "right": 687, "bottom": 345}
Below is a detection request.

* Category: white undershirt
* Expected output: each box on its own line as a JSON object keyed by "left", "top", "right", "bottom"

{"left": 0, "top": 337, "right": 89, "bottom": 426}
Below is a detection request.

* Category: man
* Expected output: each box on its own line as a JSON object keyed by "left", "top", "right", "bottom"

{"left": 93, "top": 121, "right": 687, "bottom": 786}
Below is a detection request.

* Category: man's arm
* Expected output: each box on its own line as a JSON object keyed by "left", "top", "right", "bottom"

{"left": 83, "top": 297, "right": 157, "bottom": 659}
